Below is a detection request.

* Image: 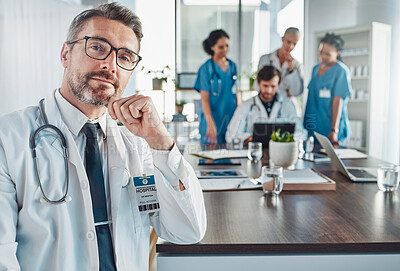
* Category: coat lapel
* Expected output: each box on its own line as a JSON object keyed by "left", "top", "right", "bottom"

{"left": 41, "top": 91, "right": 86, "bottom": 179}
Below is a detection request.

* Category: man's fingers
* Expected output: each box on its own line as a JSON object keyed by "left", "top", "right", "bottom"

{"left": 108, "top": 95, "right": 148, "bottom": 124}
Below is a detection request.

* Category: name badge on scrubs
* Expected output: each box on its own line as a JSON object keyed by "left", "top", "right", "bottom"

{"left": 319, "top": 87, "right": 331, "bottom": 98}
{"left": 133, "top": 174, "right": 160, "bottom": 213}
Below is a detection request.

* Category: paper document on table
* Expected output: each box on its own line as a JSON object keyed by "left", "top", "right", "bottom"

{"left": 199, "top": 178, "right": 262, "bottom": 191}
{"left": 334, "top": 148, "right": 367, "bottom": 159}
{"left": 283, "top": 168, "right": 329, "bottom": 184}
{"left": 191, "top": 149, "right": 248, "bottom": 160}
{"left": 320, "top": 148, "right": 367, "bottom": 159}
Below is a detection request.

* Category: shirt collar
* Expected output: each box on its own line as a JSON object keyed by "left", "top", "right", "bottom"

{"left": 55, "top": 89, "right": 107, "bottom": 137}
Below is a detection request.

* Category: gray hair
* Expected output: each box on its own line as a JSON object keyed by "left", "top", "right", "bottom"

{"left": 66, "top": 2, "right": 143, "bottom": 47}
{"left": 283, "top": 27, "right": 300, "bottom": 38}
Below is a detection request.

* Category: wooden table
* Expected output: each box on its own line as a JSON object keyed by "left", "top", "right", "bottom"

{"left": 157, "top": 146, "right": 400, "bottom": 271}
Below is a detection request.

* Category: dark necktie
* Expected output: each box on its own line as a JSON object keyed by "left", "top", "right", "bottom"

{"left": 81, "top": 123, "right": 116, "bottom": 271}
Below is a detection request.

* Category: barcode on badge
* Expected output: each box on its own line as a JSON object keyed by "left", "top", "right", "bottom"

{"left": 138, "top": 203, "right": 160, "bottom": 212}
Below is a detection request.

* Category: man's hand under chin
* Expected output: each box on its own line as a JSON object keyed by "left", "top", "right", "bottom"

{"left": 107, "top": 95, "right": 174, "bottom": 150}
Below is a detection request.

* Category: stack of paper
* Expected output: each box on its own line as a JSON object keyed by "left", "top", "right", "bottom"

{"left": 199, "top": 178, "right": 262, "bottom": 191}
{"left": 197, "top": 168, "right": 335, "bottom": 191}
{"left": 283, "top": 168, "right": 329, "bottom": 184}
{"left": 320, "top": 148, "right": 367, "bottom": 159}
{"left": 191, "top": 149, "right": 248, "bottom": 160}
{"left": 334, "top": 148, "right": 367, "bottom": 159}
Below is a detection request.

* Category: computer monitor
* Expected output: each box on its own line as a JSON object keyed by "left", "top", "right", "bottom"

{"left": 252, "top": 123, "right": 295, "bottom": 149}
{"left": 177, "top": 73, "right": 197, "bottom": 89}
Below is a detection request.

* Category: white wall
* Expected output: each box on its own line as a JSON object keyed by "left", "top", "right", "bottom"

{"left": 0, "top": 0, "right": 87, "bottom": 116}
{"left": 304, "top": 0, "right": 400, "bottom": 164}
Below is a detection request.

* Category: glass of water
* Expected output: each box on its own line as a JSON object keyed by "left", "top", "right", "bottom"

{"left": 304, "top": 136, "right": 314, "bottom": 154}
{"left": 377, "top": 164, "right": 400, "bottom": 192}
{"left": 248, "top": 142, "right": 262, "bottom": 162}
{"left": 231, "top": 137, "right": 242, "bottom": 150}
{"left": 260, "top": 166, "right": 283, "bottom": 195}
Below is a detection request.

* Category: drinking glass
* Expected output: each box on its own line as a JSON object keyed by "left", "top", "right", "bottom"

{"left": 231, "top": 137, "right": 242, "bottom": 150}
{"left": 377, "top": 164, "right": 400, "bottom": 192}
{"left": 248, "top": 142, "right": 262, "bottom": 162}
{"left": 260, "top": 166, "right": 284, "bottom": 195}
{"left": 304, "top": 136, "right": 314, "bottom": 154}
{"left": 246, "top": 160, "right": 262, "bottom": 185}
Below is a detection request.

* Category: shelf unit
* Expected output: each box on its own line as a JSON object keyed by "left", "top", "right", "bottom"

{"left": 315, "top": 22, "right": 391, "bottom": 156}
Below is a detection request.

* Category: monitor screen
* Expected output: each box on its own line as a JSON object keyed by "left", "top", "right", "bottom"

{"left": 177, "top": 73, "right": 197, "bottom": 89}
{"left": 252, "top": 123, "right": 295, "bottom": 149}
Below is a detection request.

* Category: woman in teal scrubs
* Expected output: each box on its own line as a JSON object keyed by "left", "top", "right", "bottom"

{"left": 194, "top": 29, "right": 238, "bottom": 144}
{"left": 304, "top": 33, "right": 351, "bottom": 146}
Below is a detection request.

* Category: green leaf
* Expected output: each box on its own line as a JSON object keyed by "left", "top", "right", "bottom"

{"left": 270, "top": 128, "right": 294, "bottom": 142}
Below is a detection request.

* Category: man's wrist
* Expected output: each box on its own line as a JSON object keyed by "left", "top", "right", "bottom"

{"left": 146, "top": 135, "right": 174, "bottom": 150}
{"left": 331, "top": 128, "right": 339, "bottom": 133}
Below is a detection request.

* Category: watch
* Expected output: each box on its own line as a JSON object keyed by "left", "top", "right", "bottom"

{"left": 331, "top": 128, "right": 339, "bottom": 133}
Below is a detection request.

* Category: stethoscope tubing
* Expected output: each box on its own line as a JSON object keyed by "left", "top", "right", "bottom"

{"left": 250, "top": 96, "right": 283, "bottom": 119}
{"left": 30, "top": 99, "right": 71, "bottom": 204}
{"left": 210, "top": 59, "right": 237, "bottom": 96}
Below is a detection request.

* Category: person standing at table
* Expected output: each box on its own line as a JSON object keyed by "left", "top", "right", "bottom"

{"left": 194, "top": 29, "right": 238, "bottom": 144}
{"left": 257, "top": 27, "right": 303, "bottom": 98}
{"left": 304, "top": 33, "right": 352, "bottom": 146}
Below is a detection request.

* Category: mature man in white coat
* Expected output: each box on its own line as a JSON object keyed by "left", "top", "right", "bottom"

{"left": 226, "top": 66, "right": 304, "bottom": 144}
{"left": 0, "top": 3, "right": 206, "bottom": 271}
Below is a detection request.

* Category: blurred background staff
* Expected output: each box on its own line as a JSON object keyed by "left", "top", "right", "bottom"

{"left": 226, "top": 66, "right": 303, "bottom": 144}
{"left": 257, "top": 27, "right": 304, "bottom": 99}
{"left": 194, "top": 29, "right": 238, "bottom": 144}
{"left": 304, "top": 33, "right": 352, "bottom": 146}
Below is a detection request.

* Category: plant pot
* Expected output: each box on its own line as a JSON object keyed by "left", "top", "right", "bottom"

{"left": 269, "top": 140, "right": 298, "bottom": 168}
{"left": 176, "top": 105, "right": 184, "bottom": 114}
{"left": 249, "top": 77, "right": 255, "bottom": 90}
{"left": 152, "top": 78, "right": 163, "bottom": 90}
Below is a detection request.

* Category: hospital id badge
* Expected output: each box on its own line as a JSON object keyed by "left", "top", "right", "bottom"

{"left": 133, "top": 174, "right": 160, "bottom": 213}
{"left": 319, "top": 87, "right": 331, "bottom": 98}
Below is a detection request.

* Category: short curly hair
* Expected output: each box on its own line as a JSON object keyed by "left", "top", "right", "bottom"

{"left": 257, "top": 65, "right": 281, "bottom": 84}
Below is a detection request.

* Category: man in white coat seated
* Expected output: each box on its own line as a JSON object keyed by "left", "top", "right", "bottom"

{"left": 0, "top": 3, "right": 206, "bottom": 271}
{"left": 226, "top": 65, "right": 304, "bottom": 144}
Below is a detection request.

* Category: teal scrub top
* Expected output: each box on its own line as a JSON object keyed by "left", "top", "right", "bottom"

{"left": 194, "top": 59, "right": 238, "bottom": 143}
{"left": 304, "top": 61, "right": 352, "bottom": 144}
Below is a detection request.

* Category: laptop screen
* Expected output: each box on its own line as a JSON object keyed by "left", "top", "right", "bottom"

{"left": 252, "top": 123, "right": 295, "bottom": 149}
{"left": 314, "top": 132, "right": 349, "bottom": 176}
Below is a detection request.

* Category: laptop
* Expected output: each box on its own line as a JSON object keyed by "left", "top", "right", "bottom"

{"left": 252, "top": 123, "right": 295, "bottom": 149}
{"left": 314, "top": 132, "right": 377, "bottom": 182}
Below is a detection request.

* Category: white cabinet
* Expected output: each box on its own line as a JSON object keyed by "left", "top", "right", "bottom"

{"left": 315, "top": 22, "right": 391, "bottom": 156}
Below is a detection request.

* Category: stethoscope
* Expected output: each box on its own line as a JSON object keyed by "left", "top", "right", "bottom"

{"left": 29, "top": 99, "right": 71, "bottom": 205}
{"left": 210, "top": 59, "right": 238, "bottom": 96}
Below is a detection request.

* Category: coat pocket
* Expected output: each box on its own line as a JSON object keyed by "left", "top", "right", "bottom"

{"left": 122, "top": 176, "right": 150, "bottom": 233}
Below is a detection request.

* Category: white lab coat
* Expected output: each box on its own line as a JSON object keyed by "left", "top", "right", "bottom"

{"left": 0, "top": 91, "right": 206, "bottom": 271}
{"left": 225, "top": 94, "right": 305, "bottom": 143}
{"left": 257, "top": 50, "right": 304, "bottom": 97}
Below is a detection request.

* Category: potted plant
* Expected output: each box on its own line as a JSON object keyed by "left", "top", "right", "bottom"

{"left": 240, "top": 64, "right": 257, "bottom": 90}
{"left": 175, "top": 100, "right": 186, "bottom": 114}
{"left": 269, "top": 129, "right": 298, "bottom": 168}
{"left": 248, "top": 71, "right": 257, "bottom": 90}
{"left": 145, "top": 65, "right": 171, "bottom": 90}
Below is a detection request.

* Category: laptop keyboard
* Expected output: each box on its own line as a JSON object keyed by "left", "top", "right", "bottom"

{"left": 347, "top": 169, "right": 376, "bottom": 179}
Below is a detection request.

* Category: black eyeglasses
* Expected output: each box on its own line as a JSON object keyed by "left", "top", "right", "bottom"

{"left": 67, "top": 36, "right": 142, "bottom": 71}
